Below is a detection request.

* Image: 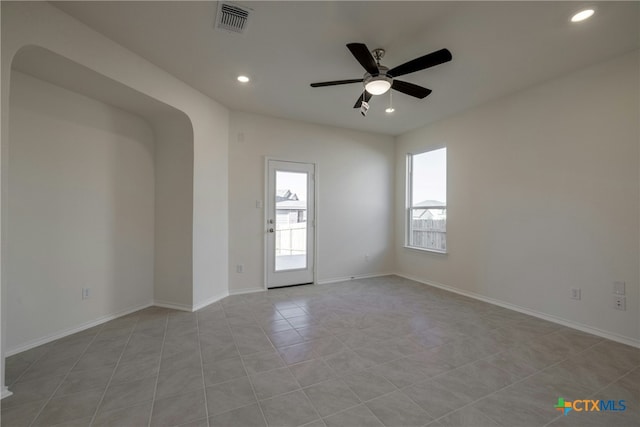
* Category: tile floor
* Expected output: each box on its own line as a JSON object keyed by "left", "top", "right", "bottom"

{"left": 2, "top": 275, "right": 638, "bottom": 427}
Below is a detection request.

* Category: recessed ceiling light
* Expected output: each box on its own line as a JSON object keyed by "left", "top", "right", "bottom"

{"left": 571, "top": 9, "right": 594, "bottom": 23}
{"left": 385, "top": 107, "right": 395, "bottom": 113}
{"left": 237, "top": 75, "right": 250, "bottom": 83}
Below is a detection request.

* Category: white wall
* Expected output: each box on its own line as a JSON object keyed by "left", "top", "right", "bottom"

{"left": 229, "top": 112, "right": 395, "bottom": 293}
{"left": 190, "top": 102, "right": 229, "bottom": 308}
{"left": 7, "top": 71, "right": 155, "bottom": 352}
{"left": 1, "top": 1, "right": 229, "bottom": 391}
{"left": 153, "top": 115, "right": 194, "bottom": 308}
{"left": 0, "top": 0, "right": 229, "bottom": 310}
{"left": 395, "top": 51, "right": 640, "bottom": 343}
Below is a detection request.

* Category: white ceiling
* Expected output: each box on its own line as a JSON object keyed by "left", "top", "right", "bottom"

{"left": 55, "top": 1, "right": 639, "bottom": 136}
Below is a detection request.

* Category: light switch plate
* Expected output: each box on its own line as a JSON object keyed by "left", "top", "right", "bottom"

{"left": 570, "top": 288, "right": 581, "bottom": 300}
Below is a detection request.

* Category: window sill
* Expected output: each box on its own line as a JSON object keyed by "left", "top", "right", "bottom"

{"left": 404, "top": 245, "right": 448, "bottom": 255}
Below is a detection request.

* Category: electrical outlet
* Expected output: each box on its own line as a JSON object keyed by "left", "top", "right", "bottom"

{"left": 614, "top": 296, "right": 626, "bottom": 311}
{"left": 570, "top": 288, "right": 581, "bottom": 300}
{"left": 236, "top": 264, "right": 244, "bottom": 273}
{"left": 613, "top": 281, "right": 626, "bottom": 295}
{"left": 82, "top": 287, "right": 90, "bottom": 300}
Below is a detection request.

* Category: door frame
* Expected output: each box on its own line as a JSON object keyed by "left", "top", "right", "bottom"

{"left": 263, "top": 157, "right": 318, "bottom": 290}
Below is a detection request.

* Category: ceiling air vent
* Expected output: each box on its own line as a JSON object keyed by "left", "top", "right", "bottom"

{"left": 215, "top": 2, "right": 251, "bottom": 34}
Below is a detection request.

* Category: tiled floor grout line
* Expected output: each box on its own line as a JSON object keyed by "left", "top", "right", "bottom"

{"left": 28, "top": 323, "right": 107, "bottom": 427}
{"left": 10, "top": 323, "right": 146, "bottom": 422}
{"left": 296, "top": 375, "right": 334, "bottom": 426}
{"left": 312, "top": 381, "right": 379, "bottom": 425}
{"left": 541, "top": 365, "right": 640, "bottom": 427}
{"left": 9, "top": 341, "right": 56, "bottom": 388}
{"left": 194, "top": 312, "right": 211, "bottom": 427}
{"left": 202, "top": 326, "right": 604, "bottom": 422}
{"left": 8, "top": 280, "right": 638, "bottom": 427}
{"left": 425, "top": 337, "right": 609, "bottom": 427}
{"left": 283, "top": 315, "right": 335, "bottom": 427}
{"left": 210, "top": 320, "right": 426, "bottom": 426}
{"left": 146, "top": 314, "right": 170, "bottom": 427}
{"left": 224, "top": 306, "right": 271, "bottom": 427}
{"left": 215, "top": 318, "right": 513, "bottom": 396}
{"left": 86, "top": 319, "right": 141, "bottom": 426}
{"left": 257, "top": 296, "right": 559, "bottom": 342}
{"left": 247, "top": 304, "right": 326, "bottom": 426}
{"left": 292, "top": 386, "right": 325, "bottom": 427}
{"left": 425, "top": 366, "right": 553, "bottom": 426}
{"left": 307, "top": 343, "right": 518, "bottom": 425}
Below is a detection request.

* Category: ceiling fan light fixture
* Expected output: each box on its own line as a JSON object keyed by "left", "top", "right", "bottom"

{"left": 570, "top": 9, "right": 594, "bottom": 22}
{"left": 364, "top": 77, "right": 392, "bottom": 95}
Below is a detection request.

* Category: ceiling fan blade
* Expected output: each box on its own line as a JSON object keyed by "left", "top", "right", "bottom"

{"left": 353, "top": 90, "right": 373, "bottom": 108}
{"left": 388, "top": 48, "right": 452, "bottom": 78}
{"left": 310, "top": 79, "right": 363, "bottom": 88}
{"left": 347, "top": 43, "right": 379, "bottom": 75}
{"left": 392, "top": 80, "right": 432, "bottom": 99}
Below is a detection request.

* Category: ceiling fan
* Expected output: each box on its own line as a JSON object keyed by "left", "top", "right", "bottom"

{"left": 310, "top": 43, "right": 452, "bottom": 112}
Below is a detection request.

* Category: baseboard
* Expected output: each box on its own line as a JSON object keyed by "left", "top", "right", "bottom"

{"left": 192, "top": 291, "right": 229, "bottom": 311}
{"left": 1, "top": 386, "right": 13, "bottom": 400}
{"left": 229, "top": 287, "right": 265, "bottom": 296}
{"left": 5, "top": 301, "right": 154, "bottom": 357}
{"left": 395, "top": 273, "right": 640, "bottom": 349}
{"left": 316, "top": 272, "right": 394, "bottom": 285}
{"left": 4, "top": 293, "right": 233, "bottom": 357}
{"left": 153, "top": 299, "right": 193, "bottom": 312}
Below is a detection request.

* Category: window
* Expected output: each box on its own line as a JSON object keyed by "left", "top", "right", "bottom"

{"left": 406, "top": 147, "right": 447, "bottom": 252}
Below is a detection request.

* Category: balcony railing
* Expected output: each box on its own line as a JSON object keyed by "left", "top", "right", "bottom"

{"left": 275, "top": 222, "right": 306, "bottom": 256}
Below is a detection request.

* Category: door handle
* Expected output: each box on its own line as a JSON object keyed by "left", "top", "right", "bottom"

{"left": 268, "top": 228, "right": 274, "bottom": 233}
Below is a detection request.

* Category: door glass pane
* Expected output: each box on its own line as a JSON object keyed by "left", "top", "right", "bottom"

{"left": 275, "top": 171, "right": 307, "bottom": 271}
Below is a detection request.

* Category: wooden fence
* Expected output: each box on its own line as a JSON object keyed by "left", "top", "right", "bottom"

{"left": 411, "top": 218, "right": 446, "bottom": 251}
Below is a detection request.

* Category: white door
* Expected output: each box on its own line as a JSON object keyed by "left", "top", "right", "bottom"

{"left": 266, "top": 160, "right": 315, "bottom": 288}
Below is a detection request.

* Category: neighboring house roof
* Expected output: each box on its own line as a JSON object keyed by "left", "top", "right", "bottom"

{"left": 413, "top": 200, "right": 446, "bottom": 219}
{"left": 276, "top": 189, "right": 299, "bottom": 202}
{"left": 415, "top": 199, "right": 446, "bottom": 207}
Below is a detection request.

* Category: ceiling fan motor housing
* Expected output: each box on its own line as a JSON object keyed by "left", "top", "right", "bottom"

{"left": 364, "top": 65, "right": 389, "bottom": 80}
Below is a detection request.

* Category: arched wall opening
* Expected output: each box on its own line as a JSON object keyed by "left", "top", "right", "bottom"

{"left": 4, "top": 45, "right": 195, "bottom": 357}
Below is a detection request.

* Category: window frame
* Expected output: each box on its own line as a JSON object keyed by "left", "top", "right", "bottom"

{"left": 405, "top": 148, "right": 448, "bottom": 254}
